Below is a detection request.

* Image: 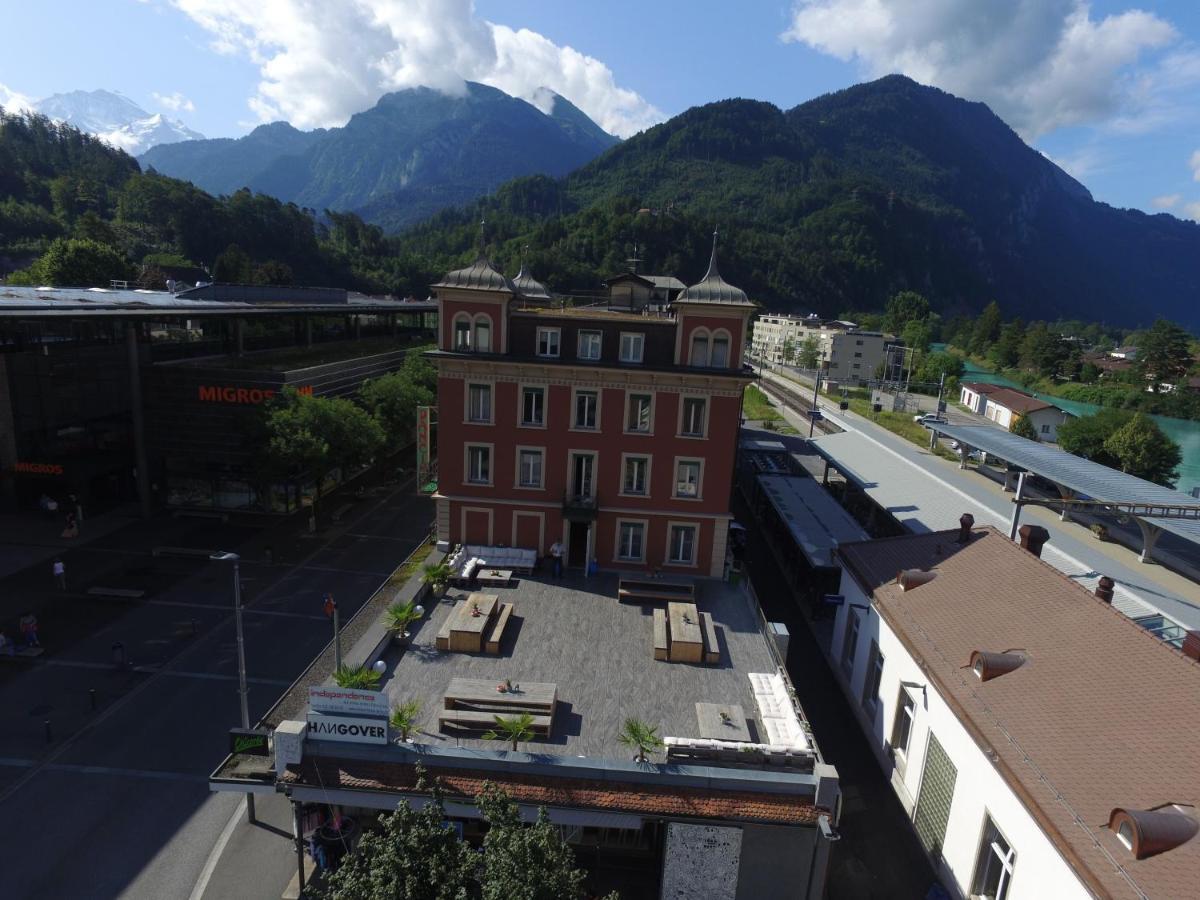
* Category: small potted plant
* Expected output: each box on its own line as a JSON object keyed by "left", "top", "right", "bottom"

{"left": 470, "top": 600, "right": 481, "bottom": 617}
{"left": 421, "top": 561, "right": 452, "bottom": 599}
{"left": 384, "top": 600, "right": 423, "bottom": 644}
{"left": 390, "top": 699, "right": 420, "bottom": 743}
{"left": 719, "top": 710, "right": 732, "bottom": 725}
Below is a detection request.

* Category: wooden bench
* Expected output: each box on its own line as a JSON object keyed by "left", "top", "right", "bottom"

{"left": 700, "top": 612, "right": 720, "bottom": 664}
{"left": 485, "top": 602, "right": 514, "bottom": 654}
{"left": 438, "top": 710, "right": 553, "bottom": 735}
{"left": 618, "top": 578, "right": 696, "bottom": 604}
{"left": 331, "top": 503, "right": 354, "bottom": 523}
{"left": 652, "top": 608, "right": 668, "bottom": 660}
{"left": 435, "top": 615, "right": 454, "bottom": 651}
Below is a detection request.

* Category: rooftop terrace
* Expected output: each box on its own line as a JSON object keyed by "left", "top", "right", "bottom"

{"left": 378, "top": 572, "right": 786, "bottom": 759}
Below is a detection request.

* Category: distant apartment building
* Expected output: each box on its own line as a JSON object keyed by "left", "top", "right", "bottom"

{"left": 751, "top": 314, "right": 891, "bottom": 385}
{"left": 430, "top": 240, "right": 756, "bottom": 578}
{"left": 828, "top": 522, "right": 1200, "bottom": 900}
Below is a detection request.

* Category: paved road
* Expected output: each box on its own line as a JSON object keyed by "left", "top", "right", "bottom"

{"left": 761, "top": 370, "right": 1200, "bottom": 630}
{"left": 0, "top": 482, "right": 433, "bottom": 900}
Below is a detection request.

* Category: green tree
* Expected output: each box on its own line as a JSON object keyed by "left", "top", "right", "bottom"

{"left": 970, "top": 301, "right": 1003, "bottom": 354}
{"left": 361, "top": 366, "right": 434, "bottom": 445}
{"left": 796, "top": 335, "right": 821, "bottom": 369}
{"left": 916, "top": 351, "right": 964, "bottom": 386}
{"left": 1138, "top": 319, "right": 1193, "bottom": 391}
{"left": 990, "top": 318, "right": 1024, "bottom": 369}
{"left": 253, "top": 259, "right": 294, "bottom": 286}
{"left": 477, "top": 784, "right": 586, "bottom": 900}
{"left": 212, "top": 243, "right": 252, "bottom": 283}
{"left": 884, "top": 291, "right": 930, "bottom": 334}
{"left": 319, "top": 767, "right": 477, "bottom": 900}
{"left": 1102, "top": 412, "right": 1182, "bottom": 486}
{"left": 901, "top": 317, "right": 934, "bottom": 357}
{"left": 1057, "top": 408, "right": 1134, "bottom": 468}
{"left": 1019, "top": 323, "right": 1069, "bottom": 377}
{"left": 1010, "top": 415, "right": 1039, "bottom": 442}
{"left": 779, "top": 338, "right": 796, "bottom": 365}
{"left": 22, "top": 237, "right": 132, "bottom": 286}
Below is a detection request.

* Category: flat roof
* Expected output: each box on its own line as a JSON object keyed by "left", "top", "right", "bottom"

{"left": 930, "top": 424, "right": 1200, "bottom": 545}
{"left": 0, "top": 285, "right": 436, "bottom": 318}
{"left": 841, "top": 527, "right": 1200, "bottom": 900}
{"left": 377, "top": 573, "right": 789, "bottom": 760}
{"left": 757, "top": 474, "right": 868, "bottom": 566}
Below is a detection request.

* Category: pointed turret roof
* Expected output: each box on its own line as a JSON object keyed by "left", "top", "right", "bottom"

{"left": 432, "top": 219, "right": 517, "bottom": 294}
{"left": 673, "top": 231, "right": 756, "bottom": 307}
{"left": 512, "top": 261, "right": 551, "bottom": 301}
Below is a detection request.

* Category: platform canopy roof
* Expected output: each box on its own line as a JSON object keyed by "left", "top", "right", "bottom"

{"left": 930, "top": 424, "right": 1200, "bottom": 545}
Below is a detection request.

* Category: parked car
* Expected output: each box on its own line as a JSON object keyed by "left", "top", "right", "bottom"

{"left": 913, "top": 414, "right": 948, "bottom": 428}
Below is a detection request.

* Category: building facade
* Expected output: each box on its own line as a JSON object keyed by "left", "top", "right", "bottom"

{"left": 826, "top": 524, "right": 1200, "bottom": 900}
{"left": 979, "top": 387, "right": 1073, "bottom": 442}
{"left": 431, "top": 244, "right": 756, "bottom": 577}
{"left": 750, "top": 314, "right": 891, "bottom": 385}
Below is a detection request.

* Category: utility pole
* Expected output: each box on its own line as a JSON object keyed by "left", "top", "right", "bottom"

{"left": 212, "top": 551, "right": 255, "bottom": 824}
{"left": 324, "top": 593, "right": 342, "bottom": 670}
{"left": 809, "top": 368, "right": 822, "bottom": 437}
{"left": 930, "top": 372, "right": 945, "bottom": 450}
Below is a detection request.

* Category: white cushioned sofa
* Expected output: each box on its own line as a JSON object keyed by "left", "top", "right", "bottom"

{"left": 446, "top": 545, "right": 537, "bottom": 584}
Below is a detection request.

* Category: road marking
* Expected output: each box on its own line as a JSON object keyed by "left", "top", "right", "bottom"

{"left": 146, "top": 598, "right": 327, "bottom": 621}
{"left": 189, "top": 796, "right": 247, "bottom": 900}
{"left": 0, "top": 757, "right": 207, "bottom": 783}
{"left": 32, "top": 657, "right": 290, "bottom": 686}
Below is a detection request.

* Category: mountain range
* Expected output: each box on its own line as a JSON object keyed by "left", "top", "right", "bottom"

{"left": 140, "top": 82, "right": 619, "bottom": 230}
{"left": 33, "top": 89, "right": 202, "bottom": 155}
{"left": 389, "top": 75, "right": 1200, "bottom": 331}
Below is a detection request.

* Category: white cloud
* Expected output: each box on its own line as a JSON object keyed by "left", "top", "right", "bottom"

{"left": 1183, "top": 201, "right": 1200, "bottom": 221}
{"left": 1152, "top": 193, "right": 1181, "bottom": 210}
{"left": 1191, "top": 149, "right": 1200, "bottom": 181}
{"left": 152, "top": 91, "right": 195, "bottom": 113}
{"left": 169, "top": 0, "right": 661, "bottom": 137}
{"left": 0, "top": 83, "right": 35, "bottom": 114}
{"left": 782, "top": 0, "right": 1180, "bottom": 139}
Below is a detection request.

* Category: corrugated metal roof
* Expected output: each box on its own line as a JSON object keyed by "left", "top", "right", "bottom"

{"left": 930, "top": 424, "right": 1200, "bottom": 545}
{"left": 757, "top": 473, "right": 867, "bottom": 566}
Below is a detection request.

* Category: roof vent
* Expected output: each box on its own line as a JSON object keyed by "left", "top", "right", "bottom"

{"left": 1108, "top": 805, "right": 1198, "bottom": 859}
{"left": 957, "top": 513, "right": 974, "bottom": 544}
{"left": 1017, "top": 524, "right": 1050, "bottom": 559}
{"left": 1183, "top": 631, "right": 1200, "bottom": 662}
{"left": 969, "top": 650, "right": 1025, "bottom": 681}
{"left": 1095, "top": 576, "right": 1115, "bottom": 605}
{"left": 897, "top": 569, "right": 936, "bottom": 591}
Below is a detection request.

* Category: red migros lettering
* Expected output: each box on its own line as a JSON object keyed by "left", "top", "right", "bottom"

{"left": 14, "top": 462, "right": 64, "bottom": 475}
{"left": 198, "top": 385, "right": 285, "bottom": 405}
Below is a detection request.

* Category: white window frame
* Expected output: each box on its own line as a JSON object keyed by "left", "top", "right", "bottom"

{"left": 578, "top": 330, "right": 603, "bottom": 361}
{"left": 689, "top": 330, "right": 711, "bottom": 367}
{"left": 519, "top": 385, "right": 546, "bottom": 428}
{"left": 673, "top": 457, "right": 703, "bottom": 500}
{"left": 615, "top": 519, "right": 648, "bottom": 562}
{"left": 679, "top": 395, "right": 708, "bottom": 438}
{"left": 465, "top": 382, "right": 493, "bottom": 425}
{"left": 891, "top": 689, "right": 917, "bottom": 769}
{"left": 464, "top": 443, "right": 493, "bottom": 486}
{"left": 620, "top": 453, "right": 651, "bottom": 497}
{"left": 619, "top": 332, "right": 645, "bottom": 363}
{"left": 971, "top": 814, "right": 1016, "bottom": 900}
{"left": 453, "top": 315, "right": 472, "bottom": 351}
{"left": 710, "top": 330, "right": 731, "bottom": 368}
{"left": 515, "top": 446, "right": 545, "bottom": 490}
{"left": 473, "top": 314, "right": 492, "bottom": 353}
{"left": 572, "top": 388, "right": 600, "bottom": 431}
{"left": 536, "top": 327, "right": 561, "bottom": 358}
{"left": 625, "top": 391, "right": 654, "bottom": 434}
{"left": 666, "top": 521, "right": 698, "bottom": 566}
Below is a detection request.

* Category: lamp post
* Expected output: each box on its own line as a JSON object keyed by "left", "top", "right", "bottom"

{"left": 809, "top": 368, "right": 822, "bottom": 437}
{"left": 212, "top": 551, "right": 255, "bottom": 824}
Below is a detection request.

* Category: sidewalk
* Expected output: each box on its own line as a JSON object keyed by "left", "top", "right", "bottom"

{"left": 0, "top": 504, "right": 142, "bottom": 579}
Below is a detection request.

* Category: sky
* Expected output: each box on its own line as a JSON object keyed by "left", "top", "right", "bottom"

{"left": 3, "top": 1, "right": 1200, "bottom": 218}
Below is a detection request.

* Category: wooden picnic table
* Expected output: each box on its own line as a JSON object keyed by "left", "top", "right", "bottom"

{"left": 443, "top": 677, "right": 558, "bottom": 712}
{"left": 668, "top": 601, "right": 703, "bottom": 663}
{"left": 448, "top": 593, "right": 499, "bottom": 652}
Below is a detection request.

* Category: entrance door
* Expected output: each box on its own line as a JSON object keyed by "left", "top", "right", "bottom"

{"left": 571, "top": 454, "right": 594, "bottom": 500}
{"left": 568, "top": 521, "right": 589, "bottom": 568}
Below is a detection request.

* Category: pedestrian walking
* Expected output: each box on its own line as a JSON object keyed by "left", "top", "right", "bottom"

{"left": 69, "top": 493, "right": 83, "bottom": 525}
{"left": 549, "top": 540, "right": 564, "bottom": 578}
{"left": 19, "top": 613, "right": 40, "bottom": 648}
{"left": 53, "top": 558, "right": 66, "bottom": 590}
{"left": 323, "top": 593, "right": 336, "bottom": 618}
{"left": 0, "top": 631, "right": 14, "bottom": 656}
{"left": 61, "top": 512, "right": 78, "bottom": 539}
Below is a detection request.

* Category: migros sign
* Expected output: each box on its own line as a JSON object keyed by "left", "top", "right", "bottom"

{"left": 197, "top": 384, "right": 313, "bottom": 404}
{"left": 13, "top": 462, "right": 64, "bottom": 476}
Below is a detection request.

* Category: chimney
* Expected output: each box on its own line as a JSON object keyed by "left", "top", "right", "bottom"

{"left": 957, "top": 513, "right": 975, "bottom": 544}
{"left": 1183, "top": 631, "right": 1200, "bottom": 662}
{"left": 1018, "top": 524, "right": 1050, "bottom": 558}
{"left": 1095, "top": 576, "right": 1115, "bottom": 604}
{"left": 898, "top": 569, "right": 937, "bottom": 591}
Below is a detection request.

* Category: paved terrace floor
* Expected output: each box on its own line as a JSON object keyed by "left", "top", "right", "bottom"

{"left": 379, "top": 572, "right": 781, "bottom": 759}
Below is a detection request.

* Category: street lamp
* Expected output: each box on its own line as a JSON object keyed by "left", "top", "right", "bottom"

{"left": 212, "top": 550, "right": 255, "bottom": 824}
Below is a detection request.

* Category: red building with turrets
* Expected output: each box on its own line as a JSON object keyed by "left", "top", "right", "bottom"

{"left": 429, "top": 237, "right": 756, "bottom": 578}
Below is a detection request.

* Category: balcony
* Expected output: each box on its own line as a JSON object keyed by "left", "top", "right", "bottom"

{"left": 562, "top": 492, "right": 599, "bottom": 522}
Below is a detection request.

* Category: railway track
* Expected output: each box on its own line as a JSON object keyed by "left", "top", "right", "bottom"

{"left": 756, "top": 373, "right": 844, "bottom": 437}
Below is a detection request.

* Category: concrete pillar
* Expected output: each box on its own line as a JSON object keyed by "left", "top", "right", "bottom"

{"left": 1057, "top": 486, "right": 1075, "bottom": 522}
{"left": 305, "top": 317, "right": 313, "bottom": 347}
{"left": 126, "top": 324, "right": 152, "bottom": 519}
{"left": 822, "top": 461, "right": 830, "bottom": 486}
{"left": 234, "top": 319, "right": 245, "bottom": 357}
{"left": 1135, "top": 520, "right": 1162, "bottom": 564}
{"left": 353, "top": 315, "right": 361, "bottom": 340}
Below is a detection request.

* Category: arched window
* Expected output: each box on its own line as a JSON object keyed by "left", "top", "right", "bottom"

{"left": 689, "top": 329, "right": 710, "bottom": 367}
{"left": 710, "top": 330, "right": 731, "bottom": 367}
{"left": 474, "top": 315, "right": 492, "bottom": 353}
{"left": 453, "top": 315, "right": 472, "bottom": 351}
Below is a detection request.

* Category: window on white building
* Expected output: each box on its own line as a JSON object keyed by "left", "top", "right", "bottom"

{"left": 861, "top": 640, "right": 883, "bottom": 712}
{"left": 891, "top": 690, "right": 916, "bottom": 765}
{"left": 971, "top": 816, "right": 1016, "bottom": 900}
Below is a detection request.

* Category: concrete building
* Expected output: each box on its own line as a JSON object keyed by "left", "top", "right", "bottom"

{"left": 979, "top": 387, "right": 1073, "bottom": 441}
{"left": 826, "top": 522, "right": 1200, "bottom": 900}
{"left": 430, "top": 239, "right": 756, "bottom": 578}
{"left": 958, "top": 381, "right": 1002, "bottom": 415}
{"left": 750, "top": 314, "right": 890, "bottom": 385}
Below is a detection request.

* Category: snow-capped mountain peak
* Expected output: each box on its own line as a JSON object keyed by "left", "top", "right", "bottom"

{"left": 33, "top": 89, "right": 203, "bottom": 155}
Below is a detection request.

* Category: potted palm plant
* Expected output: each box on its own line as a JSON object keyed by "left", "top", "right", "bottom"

{"left": 333, "top": 664, "right": 382, "bottom": 690}
{"left": 422, "top": 561, "right": 452, "bottom": 598}
{"left": 483, "top": 712, "right": 536, "bottom": 752}
{"left": 390, "top": 699, "right": 421, "bottom": 743}
{"left": 618, "top": 717, "right": 664, "bottom": 763}
{"left": 384, "top": 600, "right": 423, "bottom": 643}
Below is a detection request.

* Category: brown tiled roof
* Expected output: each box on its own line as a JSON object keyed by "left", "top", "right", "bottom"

{"left": 852, "top": 526, "right": 1200, "bottom": 899}
{"left": 959, "top": 381, "right": 1002, "bottom": 394}
{"left": 281, "top": 758, "right": 822, "bottom": 826}
{"left": 985, "top": 387, "right": 1054, "bottom": 414}
{"left": 837, "top": 528, "right": 978, "bottom": 592}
